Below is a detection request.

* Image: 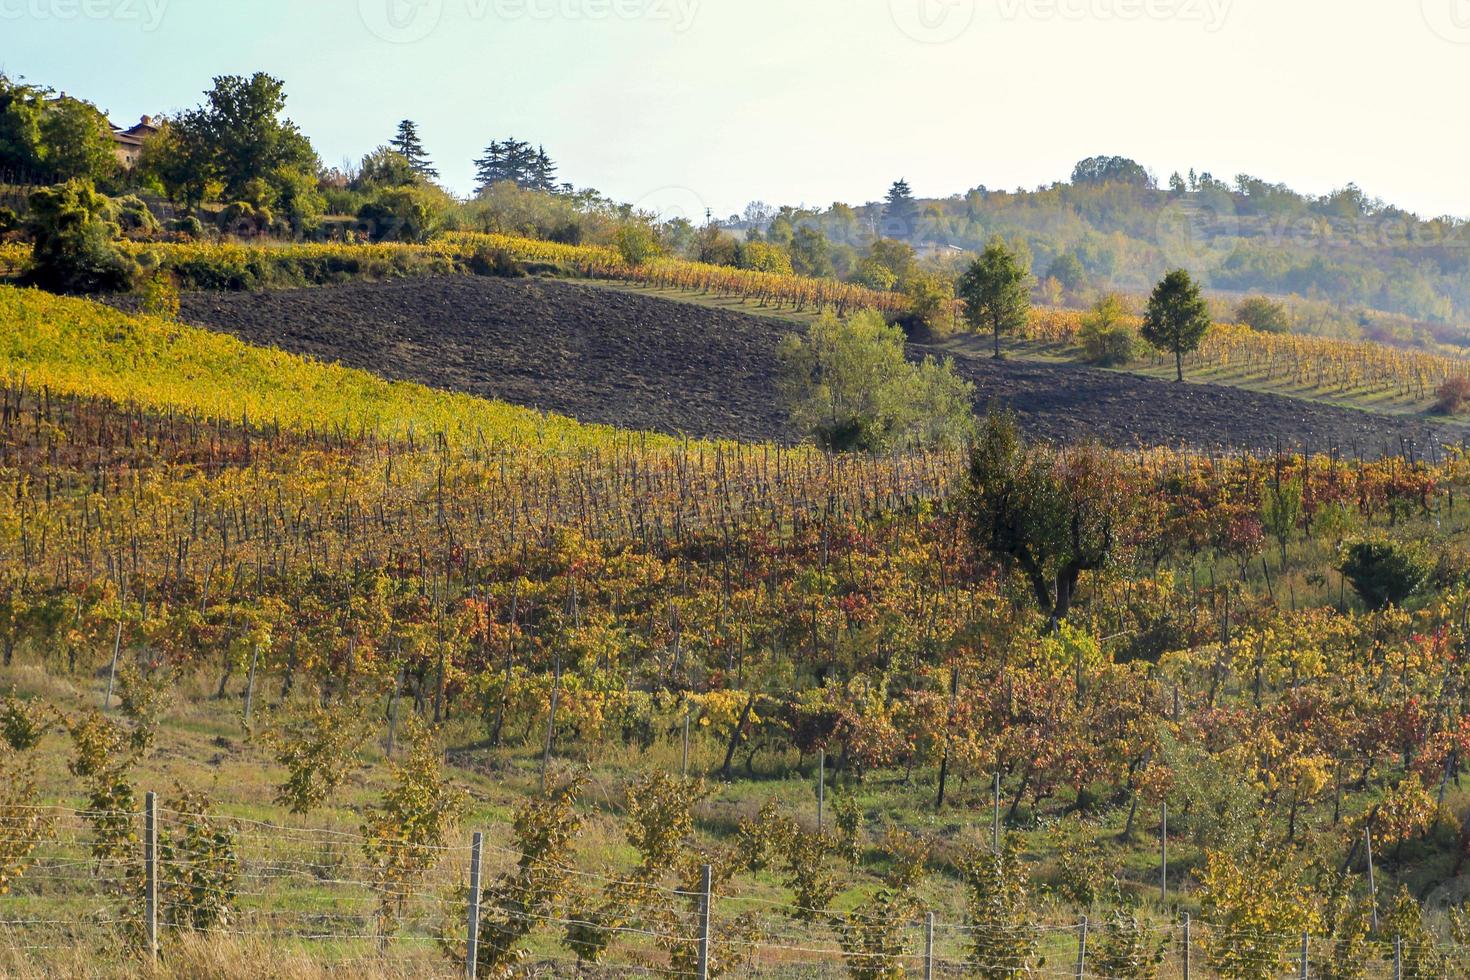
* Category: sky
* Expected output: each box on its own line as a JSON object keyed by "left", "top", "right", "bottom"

{"left": 7, "top": 0, "right": 1470, "bottom": 222}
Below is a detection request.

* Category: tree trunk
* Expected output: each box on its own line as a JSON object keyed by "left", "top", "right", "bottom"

{"left": 1175, "top": 349, "right": 1183, "bottom": 382}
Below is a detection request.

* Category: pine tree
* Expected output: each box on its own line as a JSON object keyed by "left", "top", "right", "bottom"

{"left": 882, "top": 179, "right": 918, "bottom": 240}
{"left": 1141, "top": 268, "right": 1212, "bottom": 382}
{"left": 389, "top": 120, "right": 437, "bottom": 180}
{"left": 532, "top": 147, "right": 558, "bottom": 192}
{"left": 473, "top": 141, "right": 506, "bottom": 191}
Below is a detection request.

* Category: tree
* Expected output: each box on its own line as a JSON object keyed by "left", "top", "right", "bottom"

{"left": 1045, "top": 253, "right": 1086, "bottom": 293}
{"left": 38, "top": 95, "right": 117, "bottom": 184}
{"left": 0, "top": 74, "right": 45, "bottom": 176}
{"left": 1078, "top": 293, "right": 1138, "bottom": 366}
{"left": 1141, "top": 269, "right": 1211, "bottom": 381}
{"left": 23, "top": 179, "right": 134, "bottom": 294}
{"left": 1260, "top": 475, "right": 1302, "bottom": 568}
{"left": 1071, "top": 155, "right": 1153, "bottom": 188}
{"left": 354, "top": 147, "right": 417, "bottom": 190}
{"left": 882, "top": 179, "right": 919, "bottom": 240}
{"left": 777, "top": 308, "right": 975, "bottom": 452}
{"left": 962, "top": 411, "right": 1129, "bottom": 623}
{"left": 958, "top": 238, "right": 1032, "bottom": 359}
{"left": 137, "top": 120, "right": 214, "bottom": 210}
{"left": 389, "top": 119, "right": 438, "bottom": 180}
{"left": 1234, "top": 295, "right": 1290, "bottom": 333}
{"left": 474, "top": 137, "right": 548, "bottom": 192}
{"left": 175, "top": 74, "right": 318, "bottom": 203}
{"left": 1339, "top": 539, "right": 1430, "bottom": 610}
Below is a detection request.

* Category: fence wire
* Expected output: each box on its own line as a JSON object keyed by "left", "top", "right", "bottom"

{"left": 0, "top": 805, "right": 1465, "bottom": 977}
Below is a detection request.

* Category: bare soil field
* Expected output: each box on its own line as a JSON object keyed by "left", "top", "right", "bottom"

{"left": 159, "top": 275, "right": 1463, "bottom": 455}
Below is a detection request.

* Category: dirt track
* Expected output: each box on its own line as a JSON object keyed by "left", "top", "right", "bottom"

{"left": 163, "top": 275, "right": 1463, "bottom": 455}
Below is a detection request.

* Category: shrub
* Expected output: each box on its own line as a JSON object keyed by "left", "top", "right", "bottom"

{"left": 357, "top": 187, "right": 438, "bottom": 244}
{"left": 1078, "top": 294, "right": 1139, "bottom": 366}
{"left": 778, "top": 308, "right": 976, "bottom": 452}
{"left": 467, "top": 243, "right": 525, "bottom": 278}
{"left": 0, "top": 207, "right": 17, "bottom": 235}
{"left": 138, "top": 269, "right": 181, "bottom": 321}
{"left": 22, "top": 178, "right": 135, "bottom": 294}
{"left": 613, "top": 222, "right": 660, "bottom": 265}
{"left": 1234, "top": 295, "right": 1290, "bottom": 333}
{"left": 217, "top": 201, "right": 270, "bottom": 237}
{"left": 113, "top": 195, "right": 159, "bottom": 236}
{"left": 167, "top": 215, "right": 205, "bottom": 239}
{"left": 1434, "top": 375, "right": 1470, "bottom": 415}
{"left": 1339, "top": 538, "right": 1431, "bottom": 609}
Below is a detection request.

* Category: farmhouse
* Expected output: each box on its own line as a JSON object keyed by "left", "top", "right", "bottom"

{"left": 110, "top": 115, "right": 159, "bottom": 169}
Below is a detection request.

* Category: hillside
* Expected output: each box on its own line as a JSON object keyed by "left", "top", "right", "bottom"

{"left": 162, "top": 273, "right": 1462, "bottom": 455}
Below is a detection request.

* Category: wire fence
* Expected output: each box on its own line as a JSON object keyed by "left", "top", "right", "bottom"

{"left": 1, "top": 801, "right": 1466, "bottom": 978}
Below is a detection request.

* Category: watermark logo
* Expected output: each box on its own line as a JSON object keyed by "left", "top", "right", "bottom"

{"left": 1422, "top": 0, "right": 1470, "bottom": 43}
{"left": 631, "top": 186, "right": 710, "bottom": 226}
{"left": 889, "top": 0, "right": 978, "bottom": 43}
{"left": 361, "top": 0, "right": 698, "bottom": 42}
{"left": 997, "top": 0, "right": 1231, "bottom": 31}
{"left": 359, "top": 0, "right": 444, "bottom": 43}
{"left": 1155, "top": 192, "right": 1240, "bottom": 274}
{"left": 0, "top": 0, "right": 170, "bottom": 31}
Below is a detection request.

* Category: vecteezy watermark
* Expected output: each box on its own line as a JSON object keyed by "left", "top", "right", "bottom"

{"left": 360, "top": 0, "right": 697, "bottom": 44}
{"left": 0, "top": 0, "right": 169, "bottom": 30}
{"left": 889, "top": 0, "right": 978, "bottom": 43}
{"left": 631, "top": 186, "right": 711, "bottom": 226}
{"left": 1422, "top": 0, "right": 1470, "bottom": 43}
{"left": 996, "top": 0, "right": 1232, "bottom": 31}
{"left": 1154, "top": 193, "right": 1240, "bottom": 273}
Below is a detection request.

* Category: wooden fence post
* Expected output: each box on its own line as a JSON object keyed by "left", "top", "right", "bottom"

{"left": 924, "top": 912, "right": 935, "bottom": 980}
{"left": 144, "top": 790, "right": 158, "bottom": 965}
{"left": 816, "top": 750, "right": 825, "bottom": 831}
{"left": 1393, "top": 934, "right": 1402, "bottom": 980}
{"left": 681, "top": 709, "right": 690, "bottom": 778}
{"left": 1075, "top": 914, "right": 1088, "bottom": 980}
{"left": 1182, "top": 912, "right": 1191, "bottom": 980}
{"left": 1300, "top": 932, "right": 1308, "bottom": 979}
{"left": 696, "top": 863, "right": 712, "bottom": 980}
{"left": 466, "top": 831, "right": 484, "bottom": 980}
{"left": 242, "top": 644, "right": 260, "bottom": 731}
{"left": 1160, "top": 802, "right": 1168, "bottom": 903}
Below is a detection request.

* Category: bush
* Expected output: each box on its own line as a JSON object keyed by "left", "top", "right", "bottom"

{"left": 1339, "top": 538, "right": 1431, "bottom": 609}
{"left": 167, "top": 215, "right": 204, "bottom": 239}
{"left": 1434, "top": 375, "right": 1470, "bottom": 415}
{"left": 22, "top": 178, "right": 136, "bottom": 294}
{"left": 112, "top": 195, "right": 159, "bottom": 236}
{"left": 778, "top": 308, "right": 976, "bottom": 452}
{"left": 218, "top": 201, "right": 270, "bottom": 237}
{"left": 137, "top": 270, "right": 181, "bottom": 321}
{"left": 1234, "top": 295, "right": 1290, "bottom": 333}
{"left": 357, "top": 187, "right": 439, "bottom": 243}
{"left": 0, "top": 207, "right": 17, "bottom": 235}
{"left": 613, "top": 223, "right": 660, "bottom": 266}
{"left": 1078, "top": 294, "right": 1138, "bottom": 366}
{"left": 467, "top": 243, "right": 525, "bottom": 278}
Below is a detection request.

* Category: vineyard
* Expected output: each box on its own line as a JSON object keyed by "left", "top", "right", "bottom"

{"left": 4, "top": 271, "right": 1470, "bottom": 976}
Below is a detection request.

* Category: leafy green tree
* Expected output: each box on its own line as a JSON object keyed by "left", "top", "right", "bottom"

{"left": 1339, "top": 539, "right": 1431, "bottom": 610}
{"left": 958, "top": 238, "right": 1033, "bottom": 358}
{"left": 789, "top": 225, "right": 833, "bottom": 277}
{"left": 138, "top": 120, "right": 214, "bottom": 210}
{"left": 174, "top": 73, "right": 319, "bottom": 205}
{"left": 1141, "top": 269, "right": 1211, "bottom": 381}
{"left": 39, "top": 95, "right": 117, "bottom": 183}
{"left": 962, "top": 411, "right": 1129, "bottom": 622}
{"left": 1078, "top": 293, "right": 1138, "bottom": 366}
{"left": 1046, "top": 253, "right": 1086, "bottom": 292}
{"left": 23, "top": 178, "right": 135, "bottom": 294}
{"left": 1261, "top": 475, "right": 1303, "bottom": 568}
{"left": 389, "top": 119, "right": 438, "bottom": 180}
{"left": 355, "top": 147, "right": 418, "bottom": 190}
{"left": 614, "top": 222, "right": 661, "bottom": 265}
{"left": 882, "top": 178, "right": 918, "bottom": 239}
{"left": 358, "top": 186, "right": 442, "bottom": 243}
{"left": 1072, "top": 155, "right": 1153, "bottom": 188}
{"left": 1235, "top": 295, "right": 1290, "bottom": 333}
{"left": 0, "top": 74, "right": 45, "bottom": 175}
{"left": 778, "top": 308, "right": 975, "bottom": 452}
{"left": 961, "top": 840, "right": 1039, "bottom": 978}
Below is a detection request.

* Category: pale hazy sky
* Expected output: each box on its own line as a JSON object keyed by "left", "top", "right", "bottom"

{"left": 7, "top": 0, "right": 1470, "bottom": 221}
